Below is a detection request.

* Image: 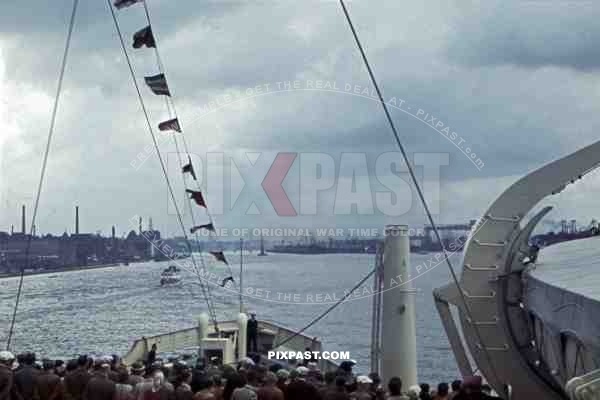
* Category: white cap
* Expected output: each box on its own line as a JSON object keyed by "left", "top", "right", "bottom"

{"left": 356, "top": 375, "right": 373, "bottom": 384}
{"left": 0, "top": 351, "right": 15, "bottom": 362}
{"left": 408, "top": 385, "right": 421, "bottom": 395}
{"left": 296, "top": 366, "right": 309, "bottom": 376}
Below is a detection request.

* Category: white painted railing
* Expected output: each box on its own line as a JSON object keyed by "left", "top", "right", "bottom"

{"left": 566, "top": 370, "right": 600, "bottom": 399}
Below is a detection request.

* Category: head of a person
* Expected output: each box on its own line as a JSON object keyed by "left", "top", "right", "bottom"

{"left": 250, "top": 313, "right": 256, "bottom": 320}
{"left": 295, "top": 366, "right": 308, "bottom": 380}
{"left": 264, "top": 371, "right": 277, "bottom": 386}
{"left": 24, "top": 352, "right": 36, "bottom": 366}
{"left": 55, "top": 360, "right": 65, "bottom": 374}
{"left": 75, "top": 355, "right": 86, "bottom": 369}
{"left": 17, "top": 353, "right": 26, "bottom": 365}
{"left": 356, "top": 375, "right": 373, "bottom": 391}
{"left": 437, "top": 382, "right": 449, "bottom": 397}
{"left": 451, "top": 380, "right": 462, "bottom": 392}
{"left": 131, "top": 362, "right": 145, "bottom": 376}
{"left": 151, "top": 344, "right": 157, "bottom": 351}
{"left": 276, "top": 368, "right": 289, "bottom": 383}
{"left": 42, "top": 359, "right": 55, "bottom": 372}
{"left": 0, "top": 351, "right": 15, "bottom": 368}
{"left": 368, "top": 372, "right": 381, "bottom": 386}
{"left": 407, "top": 385, "right": 421, "bottom": 400}
{"left": 288, "top": 369, "right": 299, "bottom": 381}
{"left": 388, "top": 377, "right": 403, "bottom": 396}
{"left": 66, "top": 359, "right": 78, "bottom": 373}
{"left": 420, "top": 383, "right": 430, "bottom": 397}
{"left": 340, "top": 360, "right": 355, "bottom": 372}
{"left": 95, "top": 356, "right": 111, "bottom": 373}
{"left": 183, "top": 370, "right": 193, "bottom": 385}
{"left": 152, "top": 371, "right": 165, "bottom": 389}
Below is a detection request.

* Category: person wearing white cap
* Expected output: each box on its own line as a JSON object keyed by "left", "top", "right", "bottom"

{"left": 407, "top": 385, "right": 421, "bottom": 400}
{"left": 351, "top": 375, "right": 373, "bottom": 400}
{"left": 0, "top": 351, "right": 15, "bottom": 400}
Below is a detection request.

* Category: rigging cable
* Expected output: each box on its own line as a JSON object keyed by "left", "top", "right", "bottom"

{"left": 338, "top": 0, "right": 503, "bottom": 387}
{"left": 105, "top": 0, "right": 219, "bottom": 330}
{"left": 139, "top": 0, "right": 231, "bottom": 323}
{"left": 140, "top": 1, "right": 238, "bottom": 294}
{"left": 5, "top": 0, "right": 80, "bottom": 351}
{"left": 274, "top": 268, "right": 376, "bottom": 349}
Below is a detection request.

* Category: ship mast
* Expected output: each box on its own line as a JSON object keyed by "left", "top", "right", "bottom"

{"left": 239, "top": 238, "right": 243, "bottom": 313}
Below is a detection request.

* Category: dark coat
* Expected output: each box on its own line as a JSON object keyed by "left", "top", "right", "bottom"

{"left": 285, "top": 379, "right": 321, "bottom": 400}
{"left": 82, "top": 372, "right": 116, "bottom": 400}
{"left": 14, "top": 366, "right": 39, "bottom": 400}
{"left": 256, "top": 385, "right": 284, "bottom": 400}
{"left": 246, "top": 320, "right": 258, "bottom": 336}
{"left": 63, "top": 369, "right": 91, "bottom": 400}
{"left": 0, "top": 365, "right": 13, "bottom": 400}
{"left": 34, "top": 372, "right": 63, "bottom": 400}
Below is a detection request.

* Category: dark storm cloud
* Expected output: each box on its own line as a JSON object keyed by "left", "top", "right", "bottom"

{"left": 446, "top": 2, "right": 600, "bottom": 70}
{"left": 2, "top": 1, "right": 600, "bottom": 234}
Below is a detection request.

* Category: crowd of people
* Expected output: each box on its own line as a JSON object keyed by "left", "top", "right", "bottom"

{"left": 0, "top": 350, "right": 501, "bottom": 400}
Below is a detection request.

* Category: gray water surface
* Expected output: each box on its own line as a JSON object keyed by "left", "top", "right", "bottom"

{"left": 0, "top": 252, "right": 461, "bottom": 384}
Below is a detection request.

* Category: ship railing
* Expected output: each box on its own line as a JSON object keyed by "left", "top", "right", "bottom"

{"left": 121, "top": 318, "right": 332, "bottom": 369}
{"left": 122, "top": 326, "right": 202, "bottom": 365}
{"left": 566, "top": 369, "right": 600, "bottom": 400}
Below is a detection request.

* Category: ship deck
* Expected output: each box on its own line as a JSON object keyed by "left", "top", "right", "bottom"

{"left": 528, "top": 236, "right": 600, "bottom": 301}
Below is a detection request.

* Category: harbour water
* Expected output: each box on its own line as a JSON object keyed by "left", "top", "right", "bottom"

{"left": 0, "top": 252, "right": 460, "bottom": 384}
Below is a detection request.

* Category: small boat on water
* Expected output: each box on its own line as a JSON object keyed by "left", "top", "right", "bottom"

{"left": 160, "top": 265, "right": 181, "bottom": 286}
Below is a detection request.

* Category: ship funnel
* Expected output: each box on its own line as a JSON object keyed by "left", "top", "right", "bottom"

{"left": 75, "top": 206, "right": 79, "bottom": 235}
{"left": 237, "top": 312, "right": 248, "bottom": 361}
{"left": 21, "top": 205, "right": 26, "bottom": 234}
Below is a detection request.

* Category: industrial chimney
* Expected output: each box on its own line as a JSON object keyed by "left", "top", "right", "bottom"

{"left": 139, "top": 216, "right": 142, "bottom": 234}
{"left": 21, "top": 205, "right": 25, "bottom": 234}
{"left": 75, "top": 206, "right": 79, "bottom": 235}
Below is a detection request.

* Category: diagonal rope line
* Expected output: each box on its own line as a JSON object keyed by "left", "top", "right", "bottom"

{"left": 6, "top": 0, "right": 80, "bottom": 351}
{"left": 274, "top": 268, "right": 376, "bottom": 349}
{"left": 105, "top": 0, "right": 218, "bottom": 329}
{"left": 338, "top": 0, "right": 503, "bottom": 387}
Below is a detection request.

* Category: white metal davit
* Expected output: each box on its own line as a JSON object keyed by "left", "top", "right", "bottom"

{"left": 434, "top": 139, "right": 600, "bottom": 400}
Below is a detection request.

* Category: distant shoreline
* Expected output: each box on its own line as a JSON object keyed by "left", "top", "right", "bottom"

{"left": 0, "top": 263, "right": 124, "bottom": 280}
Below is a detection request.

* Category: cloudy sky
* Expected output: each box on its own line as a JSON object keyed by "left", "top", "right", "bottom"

{"left": 2, "top": 0, "right": 600, "bottom": 239}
